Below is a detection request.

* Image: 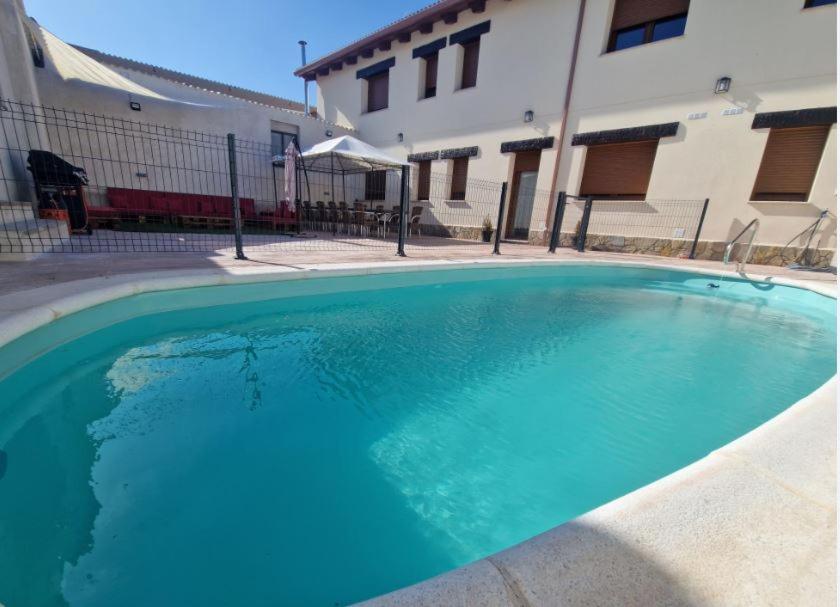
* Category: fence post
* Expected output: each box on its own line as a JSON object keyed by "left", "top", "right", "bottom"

{"left": 548, "top": 191, "right": 567, "bottom": 253}
{"left": 397, "top": 164, "right": 409, "bottom": 257}
{"left": 576, "top": 196, "right": 593, "bottom": 253}
{"left": 226, "top": 133, "right": 247, "bottom": 260}
{"left": 493, "top": 181, "right": 508, "bottom": 255}
{"left": 689, "top": 198, "right": 709, "bottom": 260}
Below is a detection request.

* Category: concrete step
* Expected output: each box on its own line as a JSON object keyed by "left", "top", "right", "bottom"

{"left": 0, "top": 203, "right": 38, "bottom": 226}
{"left": 0, "top": 217, "right": 71, "bottom": 259}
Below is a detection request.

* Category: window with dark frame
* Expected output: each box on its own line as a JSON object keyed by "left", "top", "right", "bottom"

{"left": 366, "top": 71, "right": 390, "bottom": 113}
{"left": 423, "top": 53, "right": 439, "bottom": 99}
{"left": 607, "top": 0, "right": 689, "bottom": 53}
{"left": 804, "top": 0, "right": 836, "bottom": 7}
{"left": 365, "top": 170, "right": 387, "bottom": 201}
{"left": 417, "top": 160, "right": 432, "bottom": 200}
{"left": 460, "top": 39, "right": 480, "bottom": 89}
{"left": 270, "top": 130, "right": 298, "bottom": 156}
{"left": 450, "top": 157, "right": 469, "bottom": 200}
{"left": 751, "top": 125, "right": 830, "bottom": 202}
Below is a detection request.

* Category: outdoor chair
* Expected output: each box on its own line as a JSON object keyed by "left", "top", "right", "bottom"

{"left": 353, "top": 203, "right": 367, "bottom": 236}
{"left": 302, "top": 202, "right": 314, "bottom": 230}
{"left": 407, "top": 206, "right": 423, "bottom": 237}
{"left": 337, "top": 202, "right": 350, "bottom": 233}
{"left": 326, "top": 201, "right": 338, "bottom": 232}
{"left": 315, "top": 201, "right": 326, "bottom": 230}
{"left": 366, "top": 210, "right": 381, "bottom": 237}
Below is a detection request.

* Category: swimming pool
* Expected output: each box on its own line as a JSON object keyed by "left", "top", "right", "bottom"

{"left": 0, "top": 264, "right": 835, "bottom": 606}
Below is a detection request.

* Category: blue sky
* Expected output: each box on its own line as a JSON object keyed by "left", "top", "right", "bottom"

{"left": 25, "top": 0, "right": 429, "bottom": 102}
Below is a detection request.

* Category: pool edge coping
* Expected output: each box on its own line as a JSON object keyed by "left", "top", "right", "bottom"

{"left": 0, "top": 257, "right": 835, "bottom": 606}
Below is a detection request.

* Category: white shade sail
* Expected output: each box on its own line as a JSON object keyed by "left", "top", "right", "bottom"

{"left": 300, "top": 136, "right": 407, "bottom": 173}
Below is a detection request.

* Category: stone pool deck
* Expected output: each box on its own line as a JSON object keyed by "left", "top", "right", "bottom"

{"left": 0, "top": 250, "right": 835, "bottom": 606}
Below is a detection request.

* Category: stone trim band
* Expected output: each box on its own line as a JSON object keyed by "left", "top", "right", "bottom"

{"left": 571, "top": 122, "right": 680, "bottom": 146}
{"left": 751, "top": 107, "right": 837, "bottom": 130}
{"left": 500, "top": 136, "right": 555, "bottom": 153}
{"left": 407, "top": 151, "right": 441, "bottom": 162}
{"left": 356, "top": 57, "right": 396, "bottom": 80}
{"left": 449, "top": 20, "right": 491, "bottom": 45}
{"left": 412, "top": 38, "right": 447, "bottom": 59}
{"left": 440, "top": 146, "right": 479, "bottom": 159}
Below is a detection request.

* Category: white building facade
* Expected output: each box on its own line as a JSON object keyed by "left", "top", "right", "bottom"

{"left": 0, "top": 0, "right": 354, "bottom": 210}
{"left": 300, "top": 0, "right": 838, "bottom": 265}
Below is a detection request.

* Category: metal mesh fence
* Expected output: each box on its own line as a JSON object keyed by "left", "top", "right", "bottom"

{"left": 0, "top": 99, "right": 237, "bottom": 253}
{"left": 0, "top": 99, "right": 710, "bottom": 260}
{"left": 553, "top": 196, "right": 709, "bottom": 257}
{"left": 0, "top": 100, "right": 504, "bottom": 256}
{"left": 404, "top": 170, "right": 503, "bottom": 254}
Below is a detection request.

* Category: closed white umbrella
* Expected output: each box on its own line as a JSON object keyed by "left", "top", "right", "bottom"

{"left": 284, "top": 141, "right": 298, "bottom": 215}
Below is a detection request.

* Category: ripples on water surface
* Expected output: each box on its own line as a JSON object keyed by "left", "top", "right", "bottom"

{"left": 0, "top": 267, "right": 835, "bottom": 606}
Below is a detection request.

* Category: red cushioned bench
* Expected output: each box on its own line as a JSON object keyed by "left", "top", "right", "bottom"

{"left": 87, "top": 188, "right": 295, "bottom": 230}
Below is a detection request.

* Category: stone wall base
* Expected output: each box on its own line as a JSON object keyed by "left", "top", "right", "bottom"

{"left": 527, "top": 231, "right": 835, "bottom": 269}
{"left": 420, "top": 224, "right": 835, "bottom": 268}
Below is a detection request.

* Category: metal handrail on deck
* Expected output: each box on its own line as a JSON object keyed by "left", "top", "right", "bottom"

{"left": 723, "top": 219, "right": 760, "bottom": 272}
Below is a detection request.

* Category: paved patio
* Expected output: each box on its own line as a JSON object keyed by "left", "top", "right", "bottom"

{"left": 0, "top": 244, "right": 835, "bottom": 296}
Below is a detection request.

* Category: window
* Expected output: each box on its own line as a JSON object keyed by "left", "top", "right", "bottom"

{"left": 417, "top": 160, "right": 432, "bottom": 200}
{"left": 366, "top": 71, "right": 389, "bottom": 113}
{"left": 804, "top": 0, "right": 836, "bottom": 7}
{"left": 607, "top": 0, "right": 689, "bottom": 52}
{"left": 365, "top": 170, "right": 387, "bottom": 200}
{"left": 450, "top": 157, "right": 469, "bottom": 200}
{"left": 271, "top": 130, "right": 297, "bottom": 156}
{"left": 460, "top": 39, "right": 480, "bottom": 89}
{"left": 423, "top": 53, "right": 438, "bottom": 99}
{"left": 579, "top": 140, "right": 659, "bottom": 199}
{"left": 751, "top": 125, "right": 829, "bottom": 201}
{"left": 24, "top": 22, "right": 44, "bottom": 68}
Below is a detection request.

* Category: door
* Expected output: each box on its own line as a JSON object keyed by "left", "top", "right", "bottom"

{"left": 508, "top": 171, "right": 538, "bottom": 239}
{"left": 505, "top": 150, "right": 542, "bottom": 240}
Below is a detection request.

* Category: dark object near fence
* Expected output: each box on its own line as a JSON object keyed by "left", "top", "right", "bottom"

{"left": 27, "top": 150, "right": 92, "bottom": 234}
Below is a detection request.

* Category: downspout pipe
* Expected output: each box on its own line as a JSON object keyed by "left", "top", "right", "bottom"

{"left": 298, "top": 40, "right": 309, "bottom": 115}
{"left": 546, "top": 0, "right": 586, "bottom": 225}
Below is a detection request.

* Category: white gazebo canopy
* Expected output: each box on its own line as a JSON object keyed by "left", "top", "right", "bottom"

{"left": 299, "top": 135, "right": 407, "bottom": 173}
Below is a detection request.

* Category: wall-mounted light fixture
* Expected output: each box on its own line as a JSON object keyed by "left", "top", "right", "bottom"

{"left": 714, "top": 76, "right": 731, "bottom": 95}
{"left": 129, "top": 101, "right": 141, "bottom": 111}
{"left": 325, "top": 129, "right": 333, "bottom": 137}
{"left": 397, "top": 132, "right": 404, "bottom": 142}
{"left": 524, "top": 110, "right": 534, "bottom": 123}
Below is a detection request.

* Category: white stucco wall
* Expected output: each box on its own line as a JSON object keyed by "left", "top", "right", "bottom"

{"left": 312, "top": 0, "right": 837, "bottom": 252}
{"left": 560, "top": 0, "right": 837, "bottom": 250}
{"left": 0, "top": 0, "right": 45, "bottom": 202}
{"left": 0, "top": 12, "right": 354, "bottom": 208}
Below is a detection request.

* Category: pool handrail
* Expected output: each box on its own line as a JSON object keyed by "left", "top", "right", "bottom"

{"left": 724, "top": 219, "right": 760, "bottom": 272}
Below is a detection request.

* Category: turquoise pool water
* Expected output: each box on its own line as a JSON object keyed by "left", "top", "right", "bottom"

{"left": 0, "top": 265, "right": 835, "bottom": 607}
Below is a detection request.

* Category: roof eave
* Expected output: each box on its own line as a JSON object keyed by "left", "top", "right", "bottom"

{"left": 294, "top": 0, "right": 488, "bottom": 80}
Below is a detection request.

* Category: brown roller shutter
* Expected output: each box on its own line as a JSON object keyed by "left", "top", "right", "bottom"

{"left": 424, "top": 53, "right": 438, "bottom": 98}
{"left": 579, "top": 140, "right": 658, "bottom": 198}
{"left": 751, "top": 125, "right": 829, "bottom": 201}
{"left": 367, "top": 71, "right": 389, "bottom": 112}
{"left": 460, "top": 39, "right": 480, "bottom": 89}
{"left": 450, "top": 157, "right": 469, "bottom": 200}
{"left": 417, "top": 160, "right": 431, "bottom": 200}
{"left": 611, "top": 0, "right": 690, "bottom": 30}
